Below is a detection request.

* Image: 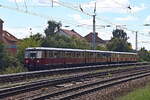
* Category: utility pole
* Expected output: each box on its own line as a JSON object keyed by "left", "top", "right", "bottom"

{"left": 92, "top": 2, "right": 96, "bottom": 50}
{"left": 135, "top": 31, "right": 138, "bottom": 51}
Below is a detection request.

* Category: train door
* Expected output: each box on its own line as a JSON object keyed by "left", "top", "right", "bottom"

{"left": 86, "top": 52, "right": 91, "bottom": 64}
{"left": 107, "top": 53, "right": 111, "bottom": 63}
{"left": 29, "top": 51, "right": 40, "bottom": 67}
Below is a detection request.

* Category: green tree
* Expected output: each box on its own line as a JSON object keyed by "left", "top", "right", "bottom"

{"left": 44, "top": 20, "right": 62, "bottom": 36}
{"left": 0, "top": 42, "right": 22, "bottom": 72}
{"left": 96, "top": 45, "right": 108, "bottom": 51}
{"left": 138, "top": 47, "right": 150, "bottom": 61}
{"left": 42, "top": 34, "right": 90, "bottom": 49}
{"left": 112, "top": 29, "right": 128, "bottom": 40}
{"left": 0, "top": 42, "right": 6, "bottom": 69}
{"left": 17, "top": 34, "right": 42, "bottom": 63}
{"left": 30, "top": 33, "right": 44, "bottom": 41}
{"left": 106, "top": 29, "right": 132, "bottom": 52}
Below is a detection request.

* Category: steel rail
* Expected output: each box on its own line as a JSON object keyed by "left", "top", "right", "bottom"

{"left": 0, "top": 64, "right": 150, "bottom": 99}
{"left": 33, "top": 70, "right": 150, "bottom": 100}
{"left": 0, "top": 62, "right": 149, "bottom": 83}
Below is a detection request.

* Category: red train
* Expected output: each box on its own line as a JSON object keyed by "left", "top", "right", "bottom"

{"left": 24, "top": 47, "right": 138, "bottom": 70}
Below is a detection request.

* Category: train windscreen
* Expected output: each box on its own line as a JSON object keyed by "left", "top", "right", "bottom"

{"left": 25, "top": 51, "right": 42, "bottom": 58}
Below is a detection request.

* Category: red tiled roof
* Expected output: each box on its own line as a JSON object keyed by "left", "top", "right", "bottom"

{"left": 84, "top": 32, "right": 107, "bottom": 43}
{"left": 3, "top": 31, "right": 18, "bottom": 42}
{"left": 61, "top": 29, "right": 83, "bottom": 39}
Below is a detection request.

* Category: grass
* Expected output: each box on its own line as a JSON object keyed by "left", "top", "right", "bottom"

{"left": 118, "top": 84, "right": 150, "bottom": 100}
{"left": 0, "top": 66, "right": 27, "bottom": 74}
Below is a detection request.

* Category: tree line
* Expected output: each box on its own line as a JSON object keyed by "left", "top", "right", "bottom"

{"left": 0, "top": 20, "right": 149, "bottom": 73}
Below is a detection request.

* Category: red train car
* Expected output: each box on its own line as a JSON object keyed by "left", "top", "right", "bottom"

{"left": 24, "top": 47, "right": 137, "bottom": 70}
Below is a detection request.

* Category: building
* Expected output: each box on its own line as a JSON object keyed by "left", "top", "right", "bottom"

{"left": 84, "top": 32, "right": 109, "bottom": 46}
{"left": 56, "top": 29, "right": 84, "bottom": 40}
{"left": 0, "top": 19, "right": 18, "bottom": 55}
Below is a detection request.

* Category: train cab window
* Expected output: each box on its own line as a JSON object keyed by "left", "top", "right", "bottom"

{"left": 30, "top": 53, "right": 36, "bottom": 58}
{"left": 25, "top": 51, "right": 41, "bottom": 58}
{"left": 25, "top": 51, "right": 29, "bottom": 58}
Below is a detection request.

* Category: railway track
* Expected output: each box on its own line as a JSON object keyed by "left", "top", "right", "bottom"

{"left": 32, "top": 70, "right": 150, "bottom": 100}
{"left": 1, "top": 63, "right": 150, "bottom": 99}
{"left": 0, "top": 62, "right": 149, "bottom": 83}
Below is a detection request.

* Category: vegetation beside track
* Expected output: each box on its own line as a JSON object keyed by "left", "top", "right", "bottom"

{"left": 118, "top": 83, "right": 150, "bottom": 100}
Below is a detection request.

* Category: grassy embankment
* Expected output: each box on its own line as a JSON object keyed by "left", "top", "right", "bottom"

{"left": 118, "top": 84, "right": 150, "bottom": 100}
{"left": 0, "top": 66, "right": 27, "bottom": 74}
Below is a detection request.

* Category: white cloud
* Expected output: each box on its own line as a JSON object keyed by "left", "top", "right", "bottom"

{"left": 37, "top": 0, "right": 59, "bottom": 6}
{"left": 70, "top": 14, "right": 92, "bottom": 25}
{"left": 9, "top": 0, "right": 24, "bottom": 3}
{"left": 115, "top": 16, "right": 138, "bottom": 21}
{"left": 5, "top": 27, "right": 45, "bottom": 39}
{"left": 145, "top": 15, "right": 150, "bottom": 23}
{"left": 9, "top": 0, "right": 59, "bottom": 6}
{"left": 81, "top": 0, "right": 146, "bottom": 14}
{"left": 131, "top": 4, "right": 146, "bottom": 13}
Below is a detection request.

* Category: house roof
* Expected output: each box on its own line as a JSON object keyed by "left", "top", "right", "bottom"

{"left": 2, "top": 30, "right": 18, "bottom": 42}
{"left": 84, "top": 32, "right": 108, "bottom": 44}
{"left": 0, "top": 19, "right": 4, "bottom": 23}
{"left": 60, "top": 29, "right": 83, "bottom": 39}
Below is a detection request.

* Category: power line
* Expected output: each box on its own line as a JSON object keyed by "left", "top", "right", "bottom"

{"left": 14, "top": 0, "right": 19, "bottom": 9}
{"left": 0, "top": 4, "right": 82, "bottom": 28}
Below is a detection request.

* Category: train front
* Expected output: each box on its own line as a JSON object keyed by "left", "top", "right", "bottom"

{"left": 24, "top": 48, "right": 43, "bottom": 70}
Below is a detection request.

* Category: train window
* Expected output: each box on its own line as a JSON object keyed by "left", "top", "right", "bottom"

{"left": 46, "top": 51, "right": 49, "bottom": 58}
{"left": 53, "top": 51, "right": 58, "bottom": 58}
{"left": 70, "top": 52, "right": 74, "bottom": 58}
{"left": 25, "top": 51, "right": 29, "bottom": 58}
{"left": 89, "top": 52, "right": 93, "bottom": 58}
{"left": 48, "top": 51, "right": 53, "bottom": 58}
{"left": 74, "top": 52, "right": 77, "bottom": 58}
{"left": 59, "top": 51, "right": 63, "bottom": 58}
{"left": 68, "top": 52, "right": 71, "bottom": 58}
{"left": 77, "top": 52, "right": 80, "bottom": 58}
{"left": 65, "top": 51, "right": 71, "bottom": 58}
{"left": 30, "top": 52, "right": 36, "bottom": 58}
{"left": 37, "top": 51, "right": 42, "bottom": 58}
{"left": 65, "top": 51, "right": 68, "bottom": 57}
{"left": 98, "top": 53, "right": 102, "bottom": 58}
{"left": 83, "top": 52, "right": 85, "bottom": 57}
{"left": 72, "top": 52, "right": 75, "bottom": 58}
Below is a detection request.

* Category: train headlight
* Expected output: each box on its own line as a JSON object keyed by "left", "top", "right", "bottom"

{"left": 25, "top": 60, "right": 29, "bottom": 64}
{"left": 37, "top": 60, "right": 40, "bottom": 63}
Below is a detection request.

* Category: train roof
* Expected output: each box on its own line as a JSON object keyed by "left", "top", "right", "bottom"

{"left": 26, "top": 47, "right": 137, "bottom": 55}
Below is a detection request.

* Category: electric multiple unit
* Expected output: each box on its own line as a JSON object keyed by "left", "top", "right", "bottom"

{"left": 24, "top": 47, "right": 137, "bottom": 70}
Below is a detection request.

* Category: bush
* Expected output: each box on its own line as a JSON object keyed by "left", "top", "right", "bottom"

{"left": 0, "top": 66, "right": 27, "bottom": 74}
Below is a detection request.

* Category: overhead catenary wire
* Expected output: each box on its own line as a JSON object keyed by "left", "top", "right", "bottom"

{"left": 0, "top": 4, "right": 83, "bottom": 28}
{"left": 0, "top": 0, "right": 148, "bottom": 36}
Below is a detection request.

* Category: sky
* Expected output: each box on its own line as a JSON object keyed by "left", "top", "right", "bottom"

{"left": 0, "top": 0, "right": 150, "bottom": 50}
